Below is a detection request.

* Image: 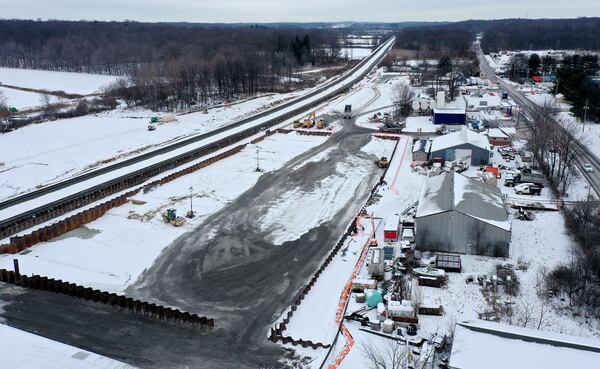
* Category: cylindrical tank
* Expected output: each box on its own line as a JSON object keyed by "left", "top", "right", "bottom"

{"left": 365, "top": 289, "right": 383, "bottom": 308}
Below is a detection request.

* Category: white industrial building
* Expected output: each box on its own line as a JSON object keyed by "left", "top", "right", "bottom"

{"left": 430, "top": 129, "right": 491, "bottom": 166}
{"left": 415, "top": 172, "right": 511, "bottom": 257}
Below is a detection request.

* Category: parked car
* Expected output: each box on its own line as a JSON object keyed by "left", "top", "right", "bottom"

{"left": 504, "top": 173, "right": 517, "bottom": 187}
{"left": 583, "top": 163, "right": 594, "bottom": 172}
{"left": 514, "top": 183, "right": 542, "bottom": 195}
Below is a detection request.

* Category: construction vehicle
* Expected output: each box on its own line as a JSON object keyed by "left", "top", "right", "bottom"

{"left": 375, "top": 157, "right": 389, "bottom": 168}
{"left": 293, "top": 120, "right": 303, "bottom": 128}
{"left": 303, "top": 112, "right": 316, "bottom": 128}
{"left": 316, "top": 119, "right": 327, "bottom": 129}
{"left": 344, "top": 307, "right": 374, "bottom": 326}
{"left": 162, "top": 208, "right": 186, "bottom": 227}
{"left": 343, "top": 104, "right": 352, "bottom": 119}
{"left": 379, "top": 121, "right": 405, "bottom": 133}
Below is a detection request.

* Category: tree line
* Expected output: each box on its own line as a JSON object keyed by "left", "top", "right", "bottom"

{"left": 393, "top": 25, "right": 474, "bottom": 58}
{"left": 0, "top": 20, "right": 347, "bottom": 110}
{"left": 480, "top": 18, "right": 600, "bottom": 52}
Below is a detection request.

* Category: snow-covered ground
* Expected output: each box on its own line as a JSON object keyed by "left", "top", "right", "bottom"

{"left": 0, "top": 323, "right": 135, "bottom": 369}
{"left": 341, "top": 48, "right": 372, "bottom": 60}
{"left": 0, "top": 92, "right": 302, "bottom": 200}
{"left": 0, "top": 86, "right": 43, "bottom": 110}
{"left": 0, "top": 132, "right": 328, "bottom": 292}
{"left": 0, "top": 67, "right": 120, "bottom": 95}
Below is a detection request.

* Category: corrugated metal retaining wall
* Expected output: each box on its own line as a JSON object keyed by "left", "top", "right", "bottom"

{"left": 269, "top": 136, "right": 401, "bottom": 351}
{"left": 0, "top": 130, "right": 284, "bottom": 254}
{"left": 0, "top": 269, "right": 214, "bottom": 328}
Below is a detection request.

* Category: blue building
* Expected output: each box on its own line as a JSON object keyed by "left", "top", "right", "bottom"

{"left": 432, "top": 108, "right": 467, "bottom": 125}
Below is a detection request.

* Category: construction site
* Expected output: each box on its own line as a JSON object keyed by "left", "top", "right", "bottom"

{"left": 1, "top": 18, "right": 600, "bottom": 369}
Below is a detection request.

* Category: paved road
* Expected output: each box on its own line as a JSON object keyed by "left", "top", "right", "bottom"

{"left": 477, "top": 45, "right": 600, "bottom": 196}
{"left": 0, "top": 88, "right": 386, "bottom": 369}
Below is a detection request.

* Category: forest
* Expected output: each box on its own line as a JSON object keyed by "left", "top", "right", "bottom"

{"left": 479, "top": 18, "right": 600, "bottom": 52}
{"left": 393, "top": 25, "right": 473, "bottom": 58}
{"left": 0, "top": 20, "right": 346, "bottom": 110}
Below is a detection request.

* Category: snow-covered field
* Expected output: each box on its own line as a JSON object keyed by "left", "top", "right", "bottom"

{"left": 341, "top": 47, "right": 372, "bottom": 60}
{"left": 0, "top": 67, "right": 120, "bottom": 95}
{"left": 0, "top": 323, "right": 135, "bottom": 369}
{"left": 0, "top": 92, "right": 302, "bottom": 200}
{"left": 0, "top": 86, "right": 43, "bottom": 109}
{"left": 0, "top": 132, "right": 328, "bottom": 292}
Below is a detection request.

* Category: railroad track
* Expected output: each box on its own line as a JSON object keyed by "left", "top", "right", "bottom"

{"left": 477, "top": 46, "right": 600, "bottom": 196}
{"left": 0, "top": 37, "right": 396, "bottom": 240}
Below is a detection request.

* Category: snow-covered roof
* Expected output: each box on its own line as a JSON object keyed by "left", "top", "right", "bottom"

{"left": 415, "top": 172, "right": 510, "bottom": 231}
{"left": 412, "top": 139, "right": 431, "bottom": 153}
{"left": 487, "top": 128, "right": 508, "bottom": 139}
{"left": 433, "top": 108, "right": 466, "bottom": 115}
{"left": 430, "top": 129, "right": 490, "bottom": 153}
{"left": 499, "top": 127, "right": 517, "bottom": 137}
{"left": 450, "top": 320, "right": 600, "bottom": 369}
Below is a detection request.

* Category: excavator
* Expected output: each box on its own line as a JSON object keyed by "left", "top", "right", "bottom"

{"left": 303, "top": 111, "right": 316, "bottom": 128}
{"left": 162, "top": 208, "right": 186, "bottom": 227}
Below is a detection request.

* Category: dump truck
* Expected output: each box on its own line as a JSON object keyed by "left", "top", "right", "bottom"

{"left": 375, "top": 157, "right": 389, "bottom": 168}
{"left": 162, "top": 208, "right": 186, "bottom": 226}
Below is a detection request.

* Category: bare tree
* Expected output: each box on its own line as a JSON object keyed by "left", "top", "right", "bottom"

{"left": 362, "top": 340, "right": 408, "bottom": 369}
{"left": 392, "top": 82, "right": 415, "bottom": 123}
{"left": 0, "top": 90, "right": 7, "bottom": 109}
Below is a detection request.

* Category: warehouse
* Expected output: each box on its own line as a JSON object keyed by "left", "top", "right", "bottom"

{"left": 450, "top": 320, "right": 600, "bottom": 369}
{"left": 432, "top": 108, "right": 467, "bottom": 125}
{"left": 415, "top": 172, "right": 511, "bottom": 257}
{"left": 430, "top": 129, "right": 491, "bottom": 166}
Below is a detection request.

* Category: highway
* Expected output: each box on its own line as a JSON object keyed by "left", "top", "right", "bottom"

{"left": 0, "top": 36, "right": 396, "bottom": 240}
{"left": 476, "top": 44, "right": 600, "bottom": 196}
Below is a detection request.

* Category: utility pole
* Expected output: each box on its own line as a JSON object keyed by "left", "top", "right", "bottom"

{"left": 582, "top": 99, "right": 590, "bottom": 133}
{"left": 255, "top": 147, "right": 263, "bottom": 172}
{"left": 186, "top": 186, "right": 195, "bottom": 218}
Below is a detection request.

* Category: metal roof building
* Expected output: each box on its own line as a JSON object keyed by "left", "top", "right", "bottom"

{"left": 430, "top": 129, "right": 491, "bottom": 166}
{"left": 415, "top": 172, "right": 511, "bottom": 257}
{"left": 450, "top": 320, "right": 600, "bottom": 369}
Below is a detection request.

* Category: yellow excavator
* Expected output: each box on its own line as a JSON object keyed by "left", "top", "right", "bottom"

{"left": 303, "top": 112, "right": 316, "bottom": 128}
{"left": 162, "top": 208, "right": 187, "bottom": 227}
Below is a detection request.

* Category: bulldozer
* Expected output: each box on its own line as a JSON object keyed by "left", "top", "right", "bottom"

{"left": 162, "top": 208, "right": 186, "bottom": 227}
{"left": 375, "top": 157, "right": 389, "bottom": 168}
{"left": 303, "top": 112, "right": 316, "bottom": 128}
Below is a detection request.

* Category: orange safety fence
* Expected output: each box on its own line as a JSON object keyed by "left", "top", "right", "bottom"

{"left": 328, "top": 216, "right": 376, "bottom": 369}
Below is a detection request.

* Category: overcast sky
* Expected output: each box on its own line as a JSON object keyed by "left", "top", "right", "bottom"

{"left": 1, "top": 0, "right": 599, "bottom": 23}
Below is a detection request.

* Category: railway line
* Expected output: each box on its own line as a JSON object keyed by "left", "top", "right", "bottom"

{"left": 477, "top": 45, "right": 600, "bottom": 196}
{"left": 0, "top": 36, "right": 396, "bottom": 240}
